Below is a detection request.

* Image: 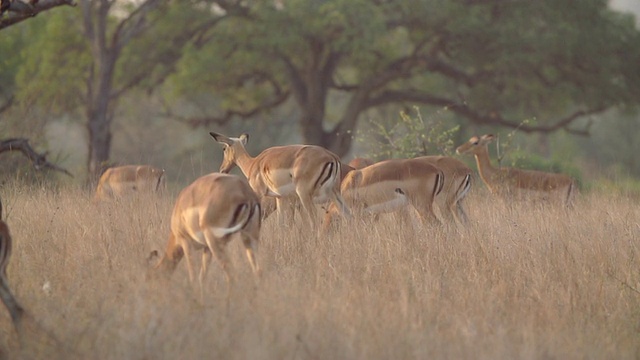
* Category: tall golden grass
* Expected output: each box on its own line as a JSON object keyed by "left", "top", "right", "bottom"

{"left": 0, "top": 181, "right": 639, "bottom": 359}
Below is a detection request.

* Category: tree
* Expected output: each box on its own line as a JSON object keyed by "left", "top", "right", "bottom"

{"left": 0, "top": 0, "right": 75, "bottom": 177}
{"left": 12, "top": 1, "right": 243, "bottom": 179}
{"left": 167, "top": 0, "right": 640, "bottom": 157}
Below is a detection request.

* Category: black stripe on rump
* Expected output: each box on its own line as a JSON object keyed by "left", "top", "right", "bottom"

{"left": 313, "top": 161, "right": 334, "bottom": 190}
{"left": 229, "top": 203, "right": 248, "bottom": 230}
{"left": 433, "top": 172, "right": 444, "bottom": 198}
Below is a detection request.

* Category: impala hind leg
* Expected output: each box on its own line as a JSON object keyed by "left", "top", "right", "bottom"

{"left": 410, "top": 197, "right": 441, "bottom": 227}
{"left": 198, "top": 248, "right": 212, "bottom": 301}
{"left": 455, "top": 200, "right": 470, "bottom": 227}
{"left": 296, "top": 190, "right": 318, "bottom": 229}
{"left": 241, "top": 231, "right": 260, "bottom": 277}
{"left": 204, "top": 233, "right": 234, "bottom": 287}
{"left": 179, "top": 238, "right": 196, "bottom": 285}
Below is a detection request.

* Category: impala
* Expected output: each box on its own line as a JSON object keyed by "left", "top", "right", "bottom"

{"left": 210, "top": 132, "right": 350, "bottom": 227}
{"left": 260, "top": 160, "right": 357, "bottom": 222}
{"left": 95, "top": 165, "right": 165, "bottom": 201}
{"left": 343, "top": 157, "right": 472, "bottom": 226}
{"left": 323, "top": 158, "right": 444, "bottom": 229}
{"left": 153, "top": 173, "right": 261, "bottom": 297}
{"left": 456, "top": 134, "right": 575, "bottom": 205}
{"left": 416, "top": 156, "right": 473, "bottom": 226}
{"left": 0, "top": 199, "right": 24, "bottom": 327}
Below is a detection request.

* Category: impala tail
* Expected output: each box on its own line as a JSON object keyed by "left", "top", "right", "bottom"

{"left": 433, "top": 171, "right": 445, "bottom": 199}
{"left": 213, "top": 202, "right": 261, "bottom": 238}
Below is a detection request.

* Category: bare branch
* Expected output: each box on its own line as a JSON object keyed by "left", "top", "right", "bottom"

{"left": 111, "top": 0, "right": 163, "bottom": 52}
{"left": 0, "top": 0, "right": 76, "bottom": 30}
{"left": 0, "top": 138, "right": 73, "bottom": 177}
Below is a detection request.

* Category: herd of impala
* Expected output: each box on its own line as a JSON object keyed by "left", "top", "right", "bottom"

{"left": 0, "top": 132, "right": 576, "bottom": 327}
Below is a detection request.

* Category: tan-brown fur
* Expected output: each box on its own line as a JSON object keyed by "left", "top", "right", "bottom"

{"left": 154, "top": 173, "right": 261, "bottom": 297}
{"left": 95, "top": 165, "right": 165, "bottom": 201}
{"left": 416, "top": 156, "right": 473, "bottom": 226}
{"left": 324, "top": 158, "right": 444, "bottom": 229}
{"left": 210, "top": 132, "right": 350, "bottom": 227}
{"left": 456, "top": 134, "right": 575, "bottom": 205}
{"left": 348, "top": 157, "right": 374, "bottom": 170}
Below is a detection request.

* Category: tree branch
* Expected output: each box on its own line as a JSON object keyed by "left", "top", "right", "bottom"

{"left": 367, "top": 89, "right": 609, "bottom": 134}
{"left": 161, "top": 89, "right": 290, "bottom": 128}
{"left": 0, "top": 0, "right": 76, "bottom": 30}
{"left": 111, "top": 0, "right": 162, "bottom": 52}
{"left": 0, "top": 138, "right": 73, "bottom": 177}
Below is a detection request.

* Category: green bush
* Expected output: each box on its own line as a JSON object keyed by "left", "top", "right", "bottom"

{"left": 356, "top": 106, "right": 460, "bottom": 160}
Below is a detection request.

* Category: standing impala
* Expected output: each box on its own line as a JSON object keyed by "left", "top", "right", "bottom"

{"left": 0, "top": 199, "right": 24, "bottom": 328}
{"left": 210, "top": 132, "right": 350, "bottom": 227}
{"left": 456, "top": 134, "right": 575, "bottom": 205}
{"left": 323, "top": 158, "right": 444, "bottom": 229}
{"left": 95, "top": 165, "right": 165, "bottom": 201}
{"left": 154, "top": 173, "right": 261, "bottom": 298}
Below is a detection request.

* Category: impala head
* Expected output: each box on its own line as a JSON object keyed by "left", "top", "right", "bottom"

{"left": 456, "top": 134, "right": 496, "bottom": 155}
{"left": 209, "top": 132, "right": 249, "bottom": 173}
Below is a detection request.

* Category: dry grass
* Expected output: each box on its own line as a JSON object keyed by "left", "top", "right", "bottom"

{"left": 0, "top": 181, "right": 639, "bottom": 359}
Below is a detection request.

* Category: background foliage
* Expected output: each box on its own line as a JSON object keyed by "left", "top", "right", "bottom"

{"left": 0, "top": 0, "right": 639, "bottom": 191}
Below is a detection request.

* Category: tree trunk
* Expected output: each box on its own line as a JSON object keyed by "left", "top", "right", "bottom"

{"left": 86, "top": 51, "right": 116, "bottom": 182}
{"left": 298, "top": 90, "right": 368, "bottom": 158}
{"left": 87, "top": 110, "right": 112, "bottom": 182}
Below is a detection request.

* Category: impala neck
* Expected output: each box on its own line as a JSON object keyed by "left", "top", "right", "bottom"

{"left": 234, "top": 146, "right": 256, "bottom": 178}
{"left": 473, "top": 145, "right": 500, "bottom": 192}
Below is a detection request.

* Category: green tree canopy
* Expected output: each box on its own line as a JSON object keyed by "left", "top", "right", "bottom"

{"left": 167, "top": 0, "right": 640, "bottom": 156}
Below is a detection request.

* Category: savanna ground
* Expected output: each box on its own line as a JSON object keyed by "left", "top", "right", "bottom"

{"left": 0, "top": 181, "right": 639, "bottom": 359}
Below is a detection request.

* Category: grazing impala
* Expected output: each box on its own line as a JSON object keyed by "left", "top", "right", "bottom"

{"left": 456, "top": 134, "right": 575, "bottom": 205}
{"left": 343, "top": 157, "right": 472, "bottom": 226}
{"left": 323, "top": 158, "right": 444, "bottom": 229}
{"left": 0, "top": 199, "right": 24, "bottom": 328}
{"left": 416, "top": 156, "right": 473, "bottom": 226}
{"left": 95, "top": 165, "right": 165, "bottom": 201}
{"left": 154, "top": 173, "right": 261, "bottom": 297}
{"left": 210, "top": 132, "right": 350, "bottom": 227}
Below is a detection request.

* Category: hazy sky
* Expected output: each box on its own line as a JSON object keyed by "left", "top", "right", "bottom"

{"left": 610, "top": 0, "right": 640, "bottom": 25}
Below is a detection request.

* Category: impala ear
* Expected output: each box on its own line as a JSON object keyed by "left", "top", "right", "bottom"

{"left": 482, "top": 134, "right": 496, "bottom": 142}
{"left": 209, "top": 132, "right": 233, "bottom": 146}
{"left": 239, "top": 133, "right": 249, "bottom": 145}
